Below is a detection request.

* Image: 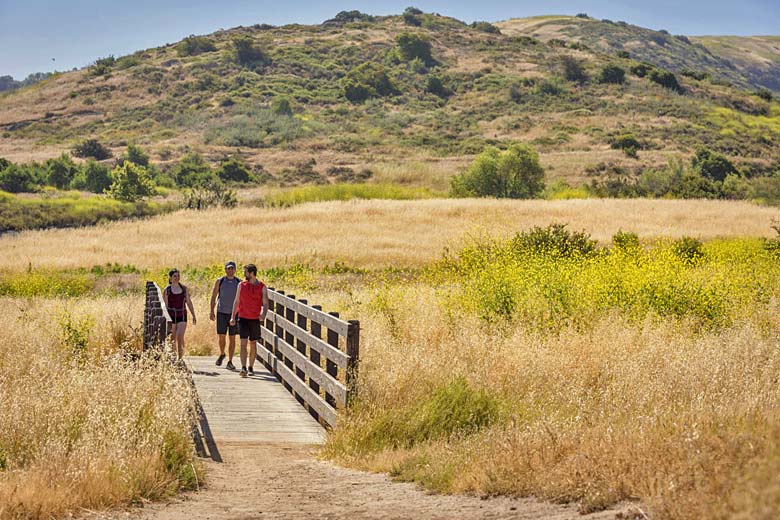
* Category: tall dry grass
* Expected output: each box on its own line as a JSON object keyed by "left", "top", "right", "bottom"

{"left": 0, "top": 198, "right": 777, "bottom": 272}
{"left": 0, "top": 296, "right": 200, "bottom": 520}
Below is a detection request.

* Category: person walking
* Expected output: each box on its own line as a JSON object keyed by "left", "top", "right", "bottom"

{"left": 229, "top": 264, "right": 269, "bottom": 378}
{"left": 209, "top": 261, "right": 240, "bottom": 370}
{"left": 163, "top": 269, "right": 196, "bottom": 361}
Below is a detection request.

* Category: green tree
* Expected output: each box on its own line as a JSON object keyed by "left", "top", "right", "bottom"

{"left": 271, "top": 96, "right": 293, "bottom": 116}
{"left": 122, "top": 144, "right": 150, "bottom": 167}
{"left": 396, "top": 33, "right": 435, "bottom": 66}
{"left": 692, "top": 148, "right": 739, "bottom": 182}
{"left": 173, "top": 153, "right": 217, "bottom": 187}
{"left": 0, "top": 164, "right": 39, "bottom": 193}
{"left": 72, "top": 138, "right": 112, "bottom": 160}
{"left": 649, "top": 69, "right": 683, "bottom": 93}
{"left": 107, "top": 162, "right": 155, "bottom": 202}
{"left": 46, "top": 154, "right": 79, "bottom": 189}
{"left": 217, "top": 157, "right": 254, "bottom": 183}
{"left": 561, "top": 55, "right": 588, "bottom": 85}
{"left": 83, "top": 160, "right": 113, "bottom": 193}
{"left": 342, "top": 62, "right": 397, "bottom": 103}
{"left": 451, "top": 144, "right": 545, "bottom": 198}
{"left": 598, "top": 65, "right": 626, "bottom": 84}
{"left": 177, "top": 35, "right": 217, "bottom": 56}
{"left": 232, "top": 36, "right": 269, "bottom": 68}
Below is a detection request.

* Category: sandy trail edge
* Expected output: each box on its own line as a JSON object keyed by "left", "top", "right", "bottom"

{"left": 100, "top": 443, "right": 636, "bottom": 520}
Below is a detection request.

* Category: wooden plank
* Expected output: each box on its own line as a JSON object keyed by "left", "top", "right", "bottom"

{"left": 268, "top": 290, "right": 350, "bottom": 336}
{"left": 346, "top": 320, "right": 360, "bottom": 406}
{"left": 259, "top": 328, "right": 348, "bottom": 406}
{"left": 267, "top": 310, "right": 349, "bottom": 369}
{"left": 325, "top": 311, "right": 340, "bottom": 408}
{"left": 256, "top": 346, "right": 338, "bottom": 428}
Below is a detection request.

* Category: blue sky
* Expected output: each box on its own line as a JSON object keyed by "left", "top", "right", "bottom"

{"left": 1, "top": 0, "right": 778, "bottom": 79}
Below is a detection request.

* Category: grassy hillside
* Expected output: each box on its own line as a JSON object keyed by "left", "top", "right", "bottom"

{"left": 1, "top": 10, "right": 778, "bottom": 189}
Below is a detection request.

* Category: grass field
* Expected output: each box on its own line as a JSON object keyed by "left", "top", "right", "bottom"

{"left": 1, "top": 197, "right": 779, "bottom": 519}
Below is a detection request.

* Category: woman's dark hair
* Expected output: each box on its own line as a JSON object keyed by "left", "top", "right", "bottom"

{"left": 245, "top": 264, "right": 258, "bottom": 276}
{"left": 168, "top": 269, "right": 180, "bottom": 285}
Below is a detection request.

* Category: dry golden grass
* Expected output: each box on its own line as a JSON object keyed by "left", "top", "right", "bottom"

{"left": 0, "top": 198, "right": 776, "bottom": 272}
{"left": 0, "top": 296, "right": 200, "bottom": 519}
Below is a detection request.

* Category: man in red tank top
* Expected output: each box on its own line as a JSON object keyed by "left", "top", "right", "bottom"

{"left": 229, "top": 264, "right": 269, "bottom": 378}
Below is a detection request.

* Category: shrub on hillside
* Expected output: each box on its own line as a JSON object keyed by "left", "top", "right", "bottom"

{"left": 271, "top": 96, "right": 293, "bottom": 116}
{"left": 91, "top": 56, "right": 115, "bottom": 76}
{"left": 672, "top": 236, "right": 704, "bottom": 264}
{"left": 649, "top": 69, "right": 684, "bottom": 93}
{"left": 692, "top": 148, "right": 739, "bottom": 182}
{"left": 177, "top": 35, "right": 217, "bottom": 56}
{"left": 232, "top": 36, "right": 270, "bottom": 68}
{"left": 82, "top": 160, "right": 113, "bottom": 193}
{"left": 426, "top": 76, "right": 452, "bottom": 98}
{"left": 561, "top": 55, "right": 588, "bottom": 85}
{"left": 470, "top": 21, "right": 501, "bottom": 34}
{"left": 630, "top": 63, "right": 653, "bottom": 78}
{"left": 72, "top": 139, "right": 112, "bottom": 160}
{"left": 343, "top": 62, "right": 397, "bottom": 103}
{"left": 610, "top": 133, "right": 641, "bottom": 151}
{"left": 46, "top": 154, "right": 79, "bottom": 189}
{"left": 612, "top": 230, "right": 640, "bottom": 252}
{"left": 598, "top": 65, "right": 626, "bottom": 84}
{"left": 183, "top": 181, "right": 237, "bottom": 210}
{"left": 0, "top": 164, "right": 40, "bottom": 193}
{"left": 754, "top": 88, "right": 773, "bottom": 102}
{"left": 511, "top": 223, "right": 597, "bottom": 259}
{"left": 217, "top": 157, "right": 254, "bottom": 183}
{"left": 403, "top": 11, "right": 422, "bottom": 26}
{"left": 107, "top": 162, "right": 155, "bottom": 202}
{"left": 451, "top": 143, "right": 545, "bottom": 199}
{"left": 395, "top": 33, "right": 435, "bottom": 66}
{"left": 121, "top": 144, "right": 151, "bottom": 168}
{"left": 172, "top": 153, "right": 217, "bottom": 187}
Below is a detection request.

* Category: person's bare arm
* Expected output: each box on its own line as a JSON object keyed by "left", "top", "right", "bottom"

{"left": 163, "top": 288, "right": 169, "bottom": 309}
{"left": 209, "top": 279, "right": 220, "bottom": 321}
{"left": 186, "top": 288, "right": 197, "bottom": 325}
{"left": 229, "top": 284, "right": 242, "bottom": 325}
{"left": 260, "top": 285, "right": 269, "bottom": 322}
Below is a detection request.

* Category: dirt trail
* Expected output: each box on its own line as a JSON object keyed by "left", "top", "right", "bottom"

{"left": 115, "top": 443, "right": 632, "bottom": 520}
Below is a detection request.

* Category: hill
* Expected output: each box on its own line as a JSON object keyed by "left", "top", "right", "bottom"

{"left": 0, "top": 9, "right": 779, "bottom": 189}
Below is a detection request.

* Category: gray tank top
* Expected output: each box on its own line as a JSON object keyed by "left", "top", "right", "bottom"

{"left": 217, "top": 276, "right": 240, "bottom": 314}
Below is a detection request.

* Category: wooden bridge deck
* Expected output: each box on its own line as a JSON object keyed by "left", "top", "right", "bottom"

{"left": 186, "top": 356, "right": 326, "bottom": 448}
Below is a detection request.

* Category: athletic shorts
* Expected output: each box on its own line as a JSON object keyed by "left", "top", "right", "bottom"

{"left": 238, "top": 318, "right": 261, "bottom": 341}
{"left": 216, "top": 312, "right": 238, "bottom": 336}
{"left": 171, "top": 314, "right": 187, "bottom": 324}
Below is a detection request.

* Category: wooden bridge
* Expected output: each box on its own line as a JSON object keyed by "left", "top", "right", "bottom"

{"left": 143, "top": 281, "right": 360, "bottom": 455}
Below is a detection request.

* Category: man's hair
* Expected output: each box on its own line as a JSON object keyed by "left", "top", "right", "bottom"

{"left": 244, "top": 264, "right": 258, "bottom": 276}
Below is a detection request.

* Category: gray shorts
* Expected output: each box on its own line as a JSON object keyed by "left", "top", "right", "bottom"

{"left": 216, "top": 312, "right": 237, "bottom": 336}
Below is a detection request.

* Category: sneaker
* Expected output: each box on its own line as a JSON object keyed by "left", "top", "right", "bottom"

{"left": 226, "top": 360, "right": 235, "bottom": 371}
{"left": 248, "top": 367, "right": 255, "bottom": 377}
{"left": 240, "top": 367, "right": 247, "bottom": 378}
{"left": 216, "top": 354, "right": 226, "bottom": 366}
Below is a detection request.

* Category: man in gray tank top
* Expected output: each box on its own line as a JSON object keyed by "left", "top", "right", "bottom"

{"left": 210, "top": 261, "right": 240, "bottom": 369}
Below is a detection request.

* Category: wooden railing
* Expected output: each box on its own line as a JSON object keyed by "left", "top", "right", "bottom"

{"left": 257, "top": 288, "right": 359, "bottom": 429}
{"left": 144, "top": 281, "right": 172, "bottom": 351}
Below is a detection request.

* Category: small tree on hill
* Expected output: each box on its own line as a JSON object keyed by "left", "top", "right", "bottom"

{"left": 46, "top": 154, "right": 79, "bottom": 189}
{"left": 561, "top": 55, "right": 588, "bottom": 85}
{"left": 173, "top": 152, "right": 218, "bottom": 187}
{"left": 108, "top": 162, "right": 155, "bottom": 202}
{"left": 649, "top": 69, "right": 683, "bottom": 93}
{"left": 72, "top": 138, "right": 112, "bottom": 160}
{"left": 232, "top": 36, "right": 269, "bottom": 68}
{"left": 0, "top": 164, "right": 39, "bottom": 193}
{"left": 598, "top": 65, "right": 626, "bottom": 84}
{"left": 451, "top": 143, "right": 545, "bottom": 199}
{"left": 122, "top": 144, "right": 151, "bottom": 168}
{"left": 342, "top": 62, "right": 397, "bottom": 103}
{"left": 217, "top": 157, "right": 254, "bottom": 183}
{"left": 396, "top": 33, "right": 435, "bottom": 66}
{"left": 177, "top": 35, "right": 217, "bottom": 57}
{"left": 692, "top": 148, "right": 739, "bottom": 182}
{"left": 83, "top": 160, "right": 113, "bottom": 193}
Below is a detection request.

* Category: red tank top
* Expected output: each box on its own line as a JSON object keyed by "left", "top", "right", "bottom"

{"left": 165, "top": 285, "right": 186, "bottom": 319}
{"left": 237, "top": 280, "right": 264, "bottom": 319}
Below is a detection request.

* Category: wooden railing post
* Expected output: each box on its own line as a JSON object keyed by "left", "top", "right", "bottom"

{"left": 325, "top": 311, "right": 340, "bottom": 408}
{"left": 308, "top": 305, "right": 323, "bottom": 422}
{"left": 294, "top": 299, "right": 308, "bottom": 407}
{"left": 274, "top": 290, "right": 286, "bottom": 371}
{"left": 346, "top": 320, "right": 360, "bottom": 406}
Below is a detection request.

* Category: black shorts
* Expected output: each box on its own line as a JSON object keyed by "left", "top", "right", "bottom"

{"left": 216, "top": 312, "right": 238, "bottom": 336}
{"left": 171, "top": 314, "right": 187, "bottom": 324}
{"left": 238, "top": 318, "right": 261, "bottom": 341}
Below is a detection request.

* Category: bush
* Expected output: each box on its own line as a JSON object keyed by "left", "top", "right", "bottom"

{"left": 511, "top": 223, "right": 597, "bottom": 258}
{"left": 217, "top": 157, "right": 254, "bottom": 183}
{"left": 183, "top": 182, "right": 237, "bottom": 209}
{"left": 451, "top": 143, "right": 545, "bottom": 199}
{"left": 630, "top": 63, "right": 652, "bottom": 78}
{"left": 46, "top": 154, "right": 79, "bottom": 189}
{"left": 404, "top": 6, "right": 423, "bottom": 15}
{"left": 108, "top": 162, "right": 155, "bottom": 202}
{"left": 343, "top": 62, "right": 397, "bottom": 103}
{"left": 396, "top": 33, "right": 435, "bottom": 66}
{"left": 426, "top": 76, "right": 452, "bottom": 98}
{"left": 205, "top": 106, "right": 305, "bottom": 147}
{"left": 470, "top": 21, "right": 501, "bottom": 34}
{"left": 616, "top": 50, "right": 631, "bottom": 59}
{"left": 755, "top": 88, "right": 773, "bottom": 102}
{"left": 692, "top": 148, "right": 739, "bottom": 182}
{"left": 172, "top": 153, "right": 217, "bottom": 187}
{"left": 649, "top": 69, "right": 684, "bottom": 93}
{"left": 82, "top": 160, "right": 113, "bottom": 193}
{"left": 122, "top": 144, "right": 151, "bottom": 168}
{"left": 598, "top": 65, "right": 626, "bottom": 84}
{"left": 612, "top": 230, "right": 640, "bottom": 252}
{"left": 672, "top": 236, "right": 704, "bottom": 264}
{"left": 91, "top": 56, "right": 115, "bottom": 76}
{"left": 402, "top": 12, "right": 422, "bottom": 26}
{"left": 561, "top": 55, "right": 588, "bottom": 85}
{"left": 232, "top": 36, "right": 269, "bottom": 68}
{"left": 610, "top": 133, "right": 641, "bottom": 151}
{"left": 72, "top": 139, "right": 112, "bottom": 160}
{"left": 0, "top": 164, "right": 40, "bottom": 193}
{"left": 177, "top": 35, "right": 217, "bottom": 56}
{"left": 271, "top": 96, "right": 293, "bottom": 116}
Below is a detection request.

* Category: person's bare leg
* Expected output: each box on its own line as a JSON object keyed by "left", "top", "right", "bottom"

{"left": 239, "top": 337, "right": 248, "bottom": 368}
{"left": 218, "top": 334, "right": 226, "bottom": 356}
{"left": 249, "top": 340, "right": 257, "bottom": 370}
{"left": 177, "top": 322, "right": 187, "bottom": 359}
{"left": 228, "top": 334, "right": 236, "bottom": 362}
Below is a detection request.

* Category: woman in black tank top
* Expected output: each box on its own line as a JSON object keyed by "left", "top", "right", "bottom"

{"left": 163, "top": 269, "right": 197, "bottom": 361}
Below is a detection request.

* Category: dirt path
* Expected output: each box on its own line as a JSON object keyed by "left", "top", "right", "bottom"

{"left": 119, "top": 443, "right": 632, "bottom": 520}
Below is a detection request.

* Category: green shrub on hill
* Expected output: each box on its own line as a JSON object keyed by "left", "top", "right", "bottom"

{"left": 172, "top": 153, "right": 217, "bottom": 187}
{"left": 217, "top": 157, "right": 254, "bottom": 183}
{"left": 72, "top": 138, "right": 112, "bottom": 160}
{"left": 232, "top": 36, "right": 270, "bottom": 68}
{"left": 343, "top": 63, "right": 397, "bottom": 103}
{"left": 470, "top": 21, "right": 501, "bottom": 34}
{"left": 649, "top": 69, "right": 684, "bottom": 93}
{"left": 82, "top": 160, "right": 113, "bottom": 193}
{"left": 692, "top": 148, "right": 739, "bottom": 182}
{"left": 177, "top": 35, "right": 217, "bottom": 56}
{"left": 46, "top": 154, "right": 79, "bottom": 189}
{"left": 108, "top": 162, "right": 155, "bottom": 202}
{"left": 0, "top": 164, "right": 41, "bottom": 193}
{"left": 395, "top": 33, "right": 435, "bottom": 66}
{"left": 561, "top": 55, "right": 588, "bottom": 85}
{"left": 598, "top": 65, "right": 626, "bottom": 84}
{"left": 451, "top": 143, "right": 545, "bottom": 199}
